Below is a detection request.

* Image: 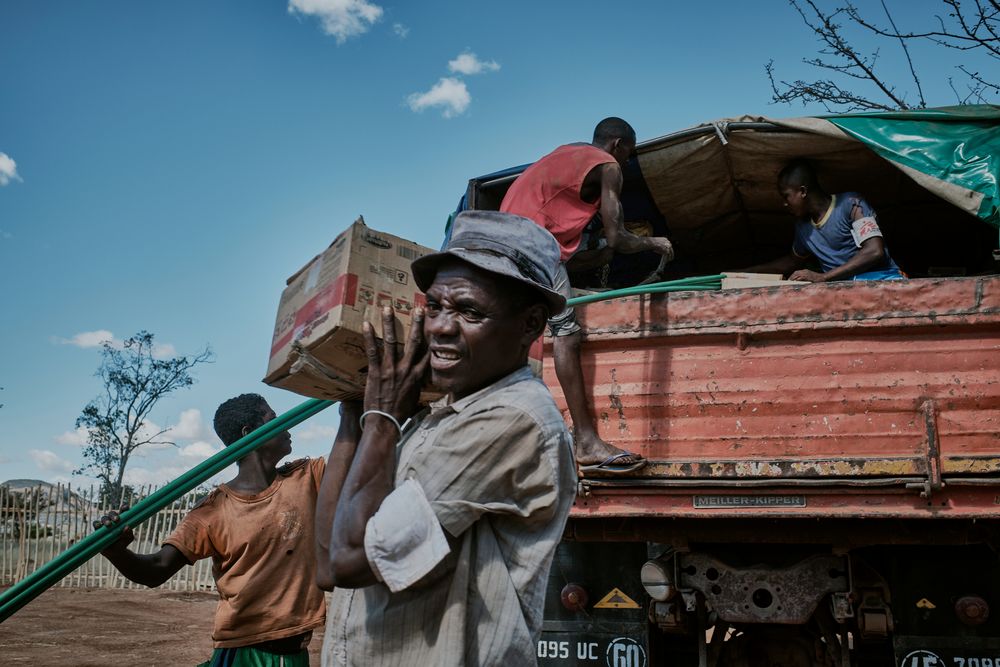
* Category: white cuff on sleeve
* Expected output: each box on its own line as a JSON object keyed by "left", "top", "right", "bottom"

{"left": 363, "top": 478, "right": 451, "bottom": 593}
{"left": 850, "top": 216, "right": 882, "bottom": 247}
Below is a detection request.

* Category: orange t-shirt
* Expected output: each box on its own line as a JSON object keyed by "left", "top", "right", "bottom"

{"left": 164, "top": 457, "right": 327, "bottom": 648}
{"left": 500, "top": 143, "right": 616, "bottom": 261}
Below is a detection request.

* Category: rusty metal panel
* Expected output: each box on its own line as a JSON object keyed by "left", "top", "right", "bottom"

{"left": 570, "top": 487, "right": 1000, "bottom": 520}
{"left": 571, "top": 276, "right": 1000, "bottom": 339}
{"left": 544, "top": 277, "right": 1000, "bottom": 490}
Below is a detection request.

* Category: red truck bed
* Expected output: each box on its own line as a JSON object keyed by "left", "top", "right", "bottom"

{"left": 544, "top": 276, "right": 1000, "bottom": 521}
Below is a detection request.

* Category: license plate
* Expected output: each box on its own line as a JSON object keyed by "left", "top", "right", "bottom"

{"left": 537, "top": 633, "right": 647, "bottom": 666}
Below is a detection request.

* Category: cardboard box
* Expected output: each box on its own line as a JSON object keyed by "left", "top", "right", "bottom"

{"left": 264, "top": 217, "right": 436, "bottom": 401}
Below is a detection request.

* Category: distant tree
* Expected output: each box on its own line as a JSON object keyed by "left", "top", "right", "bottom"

{"left": 75, "top": 332, "right": 212, "bottom": 507}
{"left": 98, "top": 483, "right": 137, "bottom": 510}
{"left": 767, "top": 0, "right": 999, "bottom": 111}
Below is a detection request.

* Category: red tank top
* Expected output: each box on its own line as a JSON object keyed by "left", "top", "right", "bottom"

{"left": 500, "top": 143, "right": 616, "bottom": 261}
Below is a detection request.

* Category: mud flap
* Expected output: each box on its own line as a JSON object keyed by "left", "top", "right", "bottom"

{"left": 538, "top": 542, "right": 649, "bottom": 666}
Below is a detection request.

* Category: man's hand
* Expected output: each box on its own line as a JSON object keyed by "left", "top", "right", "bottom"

{"left": 327, "top": 307, "right": 427, "bottom": 589}
{"left": 637, "top": 253, "right": 673, "bottom": 285}
{"left": 789, "top": 269, "right": 827, "bottom": 283}
{"left": 363, "top": 306, "right": 430, "bottom": 423}
{"left": 92, "top": 505, "right": 188, "bottom": 587}
{"left": 650, "top": 237, "right": 675, "bottom": 262}
{"left": 93, "top": 506, "right": 135, "bottom": 555}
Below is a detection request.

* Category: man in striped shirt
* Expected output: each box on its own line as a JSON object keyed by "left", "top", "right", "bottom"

{"left": 315, "top": 211, "right": 576, "bottom": 666}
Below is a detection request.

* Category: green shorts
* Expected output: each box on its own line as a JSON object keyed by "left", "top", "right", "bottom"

{"left": 197, "top": 646, "right": 309, "bottom": 667}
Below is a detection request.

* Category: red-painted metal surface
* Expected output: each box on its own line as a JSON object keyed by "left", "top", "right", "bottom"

{"left": 570, "top": 486, "right": 1000, "bottom": 520}
{"left": 543, "top": 276, "right": 1000, "bottom": 520}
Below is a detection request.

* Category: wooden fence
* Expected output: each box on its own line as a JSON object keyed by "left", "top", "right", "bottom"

{"left": 0, "top": 483, "right": 216, "bottom": 592}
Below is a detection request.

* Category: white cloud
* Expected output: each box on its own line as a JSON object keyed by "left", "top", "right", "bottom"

{"left": 53, "top": 330, "right": 178, "bottom": 359}
{"left": 407, "top": 78, "right": 471, "bottom": 118}
{"left": 56, "top": 426, "right": 89, "bottom": 447}
{"left": 131, "top": 419, "right": 176, "bottom": 452}
{"left": 56, "top": 329, "right": 119, "bottom": 349}
{"left": 153, "top": 342, "right": 177, "bottom": 358}
{"left": 125, "top": 463, "right": 234, "bottom": 487}
{"left": 56, "top": 413, "right": 194, "bottom": 454}
{"left": 124, "top": 465, "right": 188, "bottom": 486}
{"left": 180, "top": 440, "right": 223, "bottom": 460}
{"left": 29, "top": 449, "right": 76, "bottom": 475}
{"left": 392, "top": 22, "right": 409, "bottom": 38}
{"left": 168, "top": 409, "right": 208, "bottom": 441}
{"left": 448, "top": 52, "right": 500, "bottom": 76}
{"left": 294, "top": 422, "right": 338, "bottom": 441}
{"left": 0, "top": 152, "right": 21, "bottom": 186}
{"left": 288, "top": 0, "right": 383, "bottom": 43}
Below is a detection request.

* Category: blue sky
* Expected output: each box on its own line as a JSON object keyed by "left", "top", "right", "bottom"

{"left": 1, "top": 0, "right": 993, "bottom": 487}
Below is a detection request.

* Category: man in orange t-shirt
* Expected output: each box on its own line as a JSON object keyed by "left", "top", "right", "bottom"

{"left": 501, "top": 117, "right": 675, "bottom": 475}
{"left": 96, "top": 393, "right": 326, "bottom": 666}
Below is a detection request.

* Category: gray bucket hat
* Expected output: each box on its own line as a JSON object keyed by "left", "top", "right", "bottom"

{"left": 412, "top": 210, "right": 566, "bottom": 313}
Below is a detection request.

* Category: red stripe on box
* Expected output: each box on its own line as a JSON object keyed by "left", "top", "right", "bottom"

{"left": 342, "top": 273, "right": 358, "bottom": 307}
{"left": 270, "top": 273, "right": 359, "bottom": 358}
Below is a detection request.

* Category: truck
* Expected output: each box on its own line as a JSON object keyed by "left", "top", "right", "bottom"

{"left": 458, "top": 107, "right": 1000, "bottom": 667}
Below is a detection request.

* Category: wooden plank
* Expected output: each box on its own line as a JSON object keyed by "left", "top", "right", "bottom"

{"left": 720, "top": 272, "right": 799, "bottom": 290}
{"left": 1, "top": 487, "right": 8, "bottom": 584}
{"left": 43, "top": 484, "right": 55, "bottom": 577}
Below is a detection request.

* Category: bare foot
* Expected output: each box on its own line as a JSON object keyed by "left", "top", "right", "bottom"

{"left": 573, "top": 430, "right": 644, "bottom": 467}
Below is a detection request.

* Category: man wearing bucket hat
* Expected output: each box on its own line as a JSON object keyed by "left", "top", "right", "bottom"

{"left": 315, "top": 210, "right": 576, "bottom": 666}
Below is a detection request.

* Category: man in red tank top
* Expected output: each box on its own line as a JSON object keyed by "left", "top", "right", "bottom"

{"left": 501, "top": 118, "right": 675, "bottom": 475}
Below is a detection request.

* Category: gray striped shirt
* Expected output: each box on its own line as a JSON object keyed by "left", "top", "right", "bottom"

{"left": 322, "top": 366, "right": 576, "bottom": 667}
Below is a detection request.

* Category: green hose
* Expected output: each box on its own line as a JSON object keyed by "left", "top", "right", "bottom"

{"left": 566, "top": 274, "right": 723, "bottom": 306}
{"left": 0, "top": 398, "right": 333, "bottom": 622}
{"left": 0, "top": 274, "right": 721, "bottom": 622}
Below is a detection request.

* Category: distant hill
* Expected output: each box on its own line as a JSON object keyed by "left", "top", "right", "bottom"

{"left": 1, "top": 479, "right": 92, "bottom": 512}
{"left": 3, "top": 479, "right": 55, "bottom": 491}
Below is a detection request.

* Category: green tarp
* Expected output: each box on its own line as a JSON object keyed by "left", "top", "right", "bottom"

{"left": 821, "top": 105, "right": 1000, "bottom": 228}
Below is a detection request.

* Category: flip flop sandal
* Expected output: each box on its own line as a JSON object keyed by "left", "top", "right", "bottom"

{"left": 579, "top": 452, "right": 647, "bottom": 476}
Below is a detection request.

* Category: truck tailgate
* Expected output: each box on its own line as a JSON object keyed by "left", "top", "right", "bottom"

{"left": 543, "top": 276, "right": 1000, "bottom": 518}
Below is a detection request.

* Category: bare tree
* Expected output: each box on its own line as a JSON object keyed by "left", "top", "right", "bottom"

{"left": 767, "top": 0, "right": 1000, "bottom": 111}
{"left": 75, "top": 332, "right": 212, "bottom": 506}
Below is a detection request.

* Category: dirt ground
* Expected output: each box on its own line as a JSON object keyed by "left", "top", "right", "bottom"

{"left": 1, "top": 587, "right": 324, "bottom": 666}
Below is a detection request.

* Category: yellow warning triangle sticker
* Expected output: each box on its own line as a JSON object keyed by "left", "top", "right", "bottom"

{"left": 916, "top": 598, "right": 936, "bottom": 609}
{"left": 594, "top": 587, "right": 641, "bottom": 609}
